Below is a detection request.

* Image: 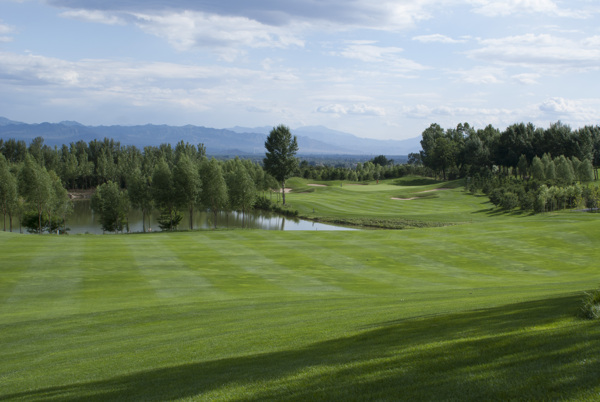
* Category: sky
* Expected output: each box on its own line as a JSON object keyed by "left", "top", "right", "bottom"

{"left": 0, "top": 0, "right": 599, "bottom": 140}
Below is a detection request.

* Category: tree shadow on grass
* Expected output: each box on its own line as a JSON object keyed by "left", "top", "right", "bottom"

{"left": 2, "top": 294, "right": 598, "bottom": 401}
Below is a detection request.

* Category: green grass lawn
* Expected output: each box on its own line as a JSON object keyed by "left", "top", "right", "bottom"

{"left": 285, "top": 177, "right": 496, "bottom": 227}
{"left": 1, "top": 178, "right": 600, "bottom": 400}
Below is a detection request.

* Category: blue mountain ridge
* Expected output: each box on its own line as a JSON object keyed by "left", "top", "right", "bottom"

{"left": 0, "top": 118, "right": 421, "bottom": 155}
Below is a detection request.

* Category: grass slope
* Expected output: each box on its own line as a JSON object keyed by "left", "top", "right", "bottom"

{"left": 1, "top": 179, "right": 600, "bottom": 400}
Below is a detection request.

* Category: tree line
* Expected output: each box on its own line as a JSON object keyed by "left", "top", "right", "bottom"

{"left": 416, "top": 121, "right": 600, "bottom": 212}
{"left": 0, "top": 137, "right": 279, "bottom": 233}
{"left": 417, "top": 121, "right": 600, "bottom": 180}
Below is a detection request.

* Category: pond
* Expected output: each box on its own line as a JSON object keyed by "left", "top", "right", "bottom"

{"left": 60, "top": 200, "right": 355, "bottom": 234}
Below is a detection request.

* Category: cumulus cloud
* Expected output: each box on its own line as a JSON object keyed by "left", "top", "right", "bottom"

{"left": 538, "top": 97, "right": 600, "bottom": 125}
{"left": 132, "top": 11, "right": 304, "bottom": 59}
{"left": 413, "top": 34, "right": 465, "bottom": 44}
{"left": 467, "top": 34, "right": 600, "bottom": 72}
{"left": 317, "top": 103, "right": 385, "bottom": 116}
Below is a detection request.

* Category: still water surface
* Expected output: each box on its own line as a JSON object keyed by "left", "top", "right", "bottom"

{"left": 65, "top": 200, "right": 354, "bottom": 234}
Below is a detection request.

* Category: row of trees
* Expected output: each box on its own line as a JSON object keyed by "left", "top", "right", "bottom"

{"left": 92, "top": 155, "right": 276, "bottom": 233}
{"left": 1, "top": 125, "right": 301, "bottom": 234}
{"left": 418, "top": 121, "right": 600, "bottom": 180}
{"left": 298, "top": 161, "right": 430, "bottom": 182}
{"left": 416, "top": 121, "right": 600, "bottom": 213}
{"left": 482, "top": 179, "right": 599, "bottom": 213}
{"left": 0, "top": 137, "right": 279, "bottom": 233}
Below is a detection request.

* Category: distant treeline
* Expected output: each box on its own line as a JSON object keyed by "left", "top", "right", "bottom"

{"left": 417, "top": 121, "right": 600, "bottom": 180}
{"left": 415, "top": 121, "right": 600, "bottom": 212}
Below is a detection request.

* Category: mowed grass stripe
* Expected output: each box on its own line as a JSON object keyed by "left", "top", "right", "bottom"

{"left": 122, "top": 235, "right": 226, "bottom": 301}
{"left": 181, "top": 231, "right": 285, "bottom": 295}
{"left": 0, "top": 234, "right": 47, "bottom": 305}
{"left": 77, "top": 235, "right": 160, "bottom": 312}
{"left": 206, "top": 231, "right": 342, "bottom": 294}
{"left": 0, "top": 236, "right": 85, "bottom": 320}
{"left": 239, "top": 230, "right": 397, "bottom": 293}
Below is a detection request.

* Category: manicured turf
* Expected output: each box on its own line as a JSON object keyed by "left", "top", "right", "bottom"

{"left": 1, "top": 179, "right": 600, "bottom": 400}
{"left": 286, "top": 177, "right": 495, "bottom": 226}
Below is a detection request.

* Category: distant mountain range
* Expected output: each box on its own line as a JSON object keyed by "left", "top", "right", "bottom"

{"left": 0, "top": 117, "right": 422, "bottom": 156}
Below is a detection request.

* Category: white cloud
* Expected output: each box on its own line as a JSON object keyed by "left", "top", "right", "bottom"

{"left": 334, "top": 42, "right": 428, "bottom": 73}
{"left": 132, "top": 11, "right": 304, "bottom": 60}
{"left": 471, "top": 0, "right": 588, "bottom": 18}
{"left": 413, "top": 34, "right": 465, "bottom": 44}
{"left": 538, "top": 97, "right": 600, "bottom": 125}
{"left": 317, "top": 103, "right": 385, "bottom": 116}
{"left": 539, "top": 97, "right": 579, "bottom": 114}
{"left": 0, "top": 20, "right": 14, "bottom": 42}
{"left": 512, "top": 73, "right": 540, "bottom": 84}
{"left": 467, "top": 34, "right": 600, "bottom": 72}
{"left": 583, "top": 36, "right": 600, "bottom": 47}
{"left": 0, "top": 51, "right": 263, "bottom": 102}
{"left": 450, "top": 66, "right": 505, "bottom": 84}
{"left": 337, "top": 42, "right": 403, "bottom": 62}
{"left": 60, "top": 10, "right": 126, "bottom": 25}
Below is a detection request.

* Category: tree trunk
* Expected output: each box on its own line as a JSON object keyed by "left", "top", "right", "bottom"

{"left": 282, "top": 180, "right": 286, "bottom": 205}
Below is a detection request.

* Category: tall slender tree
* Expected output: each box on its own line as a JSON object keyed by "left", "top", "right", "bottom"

{"left": 263, "top": 125, "right": 298, "bottom": 205}
{"left": 173, "top": 153, "right": 202, "bottom": 230}
{"left": 19, "top": 154, "right": 52, "bottom": 234}
{"left": 200, "top": 158, "right": 228, "bottom": 229}
{"left": 127, "top": 167, "right": 153, "bottom": 232}
{"left": 152, "top": 158, "right": 181, "bottom": 231}
{"left": 225, "top": 158, "right": 257, "bottom": 227}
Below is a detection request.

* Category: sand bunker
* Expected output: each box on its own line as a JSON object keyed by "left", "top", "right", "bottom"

{"left": 391, "top": 197, "right": 418, "bottom": 201}
{"left": 307, "top": 184, "right": 327, "bottom": 187}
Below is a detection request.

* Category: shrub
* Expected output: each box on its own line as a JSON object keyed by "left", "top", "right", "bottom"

{"left": 580, "top": 288, "right": 600, "bottom": 319}
{"left": 253, "top": 196, "right": 273, "bottom": 211}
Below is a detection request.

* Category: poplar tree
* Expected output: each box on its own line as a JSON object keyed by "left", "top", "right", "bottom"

{"left": 200, "top": 158, "right": 228, "bottom": 229}
{"left": 263, "top": 125, "right": 298, "bottom": 205}
{"left": 19, "top": 154, "right": 52, "bottom": 234}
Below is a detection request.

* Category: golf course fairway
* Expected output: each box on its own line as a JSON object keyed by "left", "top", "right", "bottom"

{"left": 1, "top": 179, "right": 599, "bottom": 400}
